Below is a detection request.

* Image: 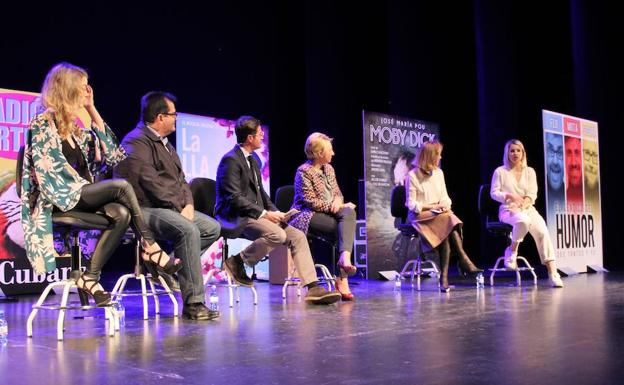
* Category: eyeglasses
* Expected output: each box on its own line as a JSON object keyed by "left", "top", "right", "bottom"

{"left": 547, "top": 148, "right": 563, "bottom": 160}
{"left": 161, "top": 112, "right": 178, "bottom": 118}
{"left": 583, "top": 150, "right": 598, "bottom": 163}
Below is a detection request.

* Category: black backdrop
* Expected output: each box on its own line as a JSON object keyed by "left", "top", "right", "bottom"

{"left": 2, "top": 1, "right": 621, "bottom": 271}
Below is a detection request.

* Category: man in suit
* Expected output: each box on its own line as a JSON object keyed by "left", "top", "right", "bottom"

{"left": 215, "top": 116, "right": 341, "bottom": 304}
{"left": 114, "top": 91, "right": 221, "bottom": 320}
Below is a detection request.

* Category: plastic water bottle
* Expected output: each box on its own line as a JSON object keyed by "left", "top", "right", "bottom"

{"left": 476, "top": 273, "right": 485, "bottom": 289}
{"left": 209, "top": 285, "right": 219, "bottom": 312}
{"left": 113, "top": 299, "right": 125, "bottom": 327}
{"left": 0, "top": 310, "right": 8, "bottom": 346}
{"left": 394, "top": 273, "right": 402, "bottom": 291}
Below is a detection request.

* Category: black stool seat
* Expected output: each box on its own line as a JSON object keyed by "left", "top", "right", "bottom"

{"left": 218, "top": 219, "right": 246, "bottom": 240}
{"left": 397, "top": 223, "right": 418, "bottom": 236}
{"left": 52, "top": 211, "right": 113, "bottom": 230}
{"left": 485, "top": 221, "right": 513, "bottom": 236}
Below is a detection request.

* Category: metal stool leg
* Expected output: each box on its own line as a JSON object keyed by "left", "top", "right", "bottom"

{"left": 156, "top": 275, "right": 179, "bottom": 316}
{"left": 282, "top": 266, "right": 297, "bottom": 299}
{"left": 226, "top": 274, "right": 235, "bottom": 308}
{"left": 251, "top": 286, "right": 258, "bottom": 305}
{"left": 27, "top": 281, "right": 64, "bottom": 337}
{"left": 410, "top": 261, "right": 418, "bottom": 288}
{"left": 57, "top": 282, "right": 73, "bottom": 341}
{"left": 106, "top": 307, "right": 116, "bottom": 337}
{"left": 316, "top": 264, "right": 335, "bottom": 291}
{"left": 138, "top": 275, "right": 149, "bottom": 320}
{"left": 147, "top": 278, "right": 160, "bottom": 315}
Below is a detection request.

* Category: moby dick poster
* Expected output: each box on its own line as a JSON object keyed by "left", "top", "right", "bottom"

{"left": 542, "top": 109, "right": 602, "bottom": 272}
{"left": 362, "top": 110, "right": 439, "bottom": 278}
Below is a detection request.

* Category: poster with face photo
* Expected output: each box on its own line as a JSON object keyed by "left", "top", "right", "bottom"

{"left": 542, "top": 110, "right": 602, "bottom": 272}
{"left": 362, "top": 110, "right": 439, "bottom": 278}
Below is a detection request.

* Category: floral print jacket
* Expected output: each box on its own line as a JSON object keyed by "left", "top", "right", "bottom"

{"left": 20, "top": 113, "right": 126, "bottom": 274}
{"left": 288, "top": 161, "right": 343, "bottom": 234}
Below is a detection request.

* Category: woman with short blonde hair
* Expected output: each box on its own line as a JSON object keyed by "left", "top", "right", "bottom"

{"left": 305, "top": 132, "right": 333, "bottom": 160}
{"left": 289, "top": 132, "right": 358, "bottom": 300}
{"left": 490, "top": 139, "right": 563, "bottom": 287}
{"left": 502, "top": 139, "right": 528, "bottom": 169}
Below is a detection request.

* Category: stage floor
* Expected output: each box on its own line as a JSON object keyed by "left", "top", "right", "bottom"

{"left": 0, "top": 272, "right": 622, "bottom": 385}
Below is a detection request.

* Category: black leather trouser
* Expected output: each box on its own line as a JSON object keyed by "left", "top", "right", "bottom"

{"left": 73, "top": 179, "right": 155, "bottom": 279}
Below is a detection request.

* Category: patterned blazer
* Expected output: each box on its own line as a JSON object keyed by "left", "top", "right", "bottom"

{"left": 20, "top": 113, "right": 126, "bottom": 274}
{"left": 288, "top": 161, "right": 343, "bottom": 234}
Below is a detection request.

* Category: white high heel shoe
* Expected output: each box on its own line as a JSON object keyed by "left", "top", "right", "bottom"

{"left": 549, "top": 272, "right": 564, "bottom": 288}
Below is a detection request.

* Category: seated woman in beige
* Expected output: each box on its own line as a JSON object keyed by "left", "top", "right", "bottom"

{"left": 406, "top": 141, "right": 482, "bottom": 292}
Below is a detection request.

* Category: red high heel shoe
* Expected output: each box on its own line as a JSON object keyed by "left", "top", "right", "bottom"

{"left": 339, "top": 291, "right": 355, "bottom": 301}
{"left": 335, "top": 278, "right": 355, "bottom": 301}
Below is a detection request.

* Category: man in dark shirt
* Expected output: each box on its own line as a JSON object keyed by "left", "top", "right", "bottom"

{"left": 114, "top": 91, "right": 221, "bottom": 320}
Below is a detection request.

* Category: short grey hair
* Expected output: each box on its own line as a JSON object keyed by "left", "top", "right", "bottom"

{"left": 304, "top": 132, "right": 333, "bottom": 160}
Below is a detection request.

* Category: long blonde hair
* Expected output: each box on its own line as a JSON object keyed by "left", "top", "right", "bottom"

{"left": 503, "top": 139, "right": 528, "bottom": 169}
{"left": 417, "top": 141, "right": 443, "bottom": 172}
{"left": 41, "top": 62, "right": 88, "bottom": 138}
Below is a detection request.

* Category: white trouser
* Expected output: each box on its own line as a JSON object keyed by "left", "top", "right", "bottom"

{"left": 499, "top": 206, "right": 555, "bottom": 264}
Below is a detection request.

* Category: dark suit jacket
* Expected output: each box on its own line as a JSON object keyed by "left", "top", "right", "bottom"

{"left": 215, "top": 145, "right": 276, "bottom": 232}
{"left": 113, "top": 124, "right": 193, "bottom": 212}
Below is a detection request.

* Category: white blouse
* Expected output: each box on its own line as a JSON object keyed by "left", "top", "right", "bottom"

{"left": 405, "top": 168, "right": 452, "bottom": 214}
{"left": 490, "top": 165, "right": 538, "bottom": 211}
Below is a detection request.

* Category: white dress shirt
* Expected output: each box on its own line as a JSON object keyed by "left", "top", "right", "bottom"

{"left": 490, "top": 165, "right": 538, "bottom": 211}
{"left": 405, "top": 168, "right": 452, "bottom": 215}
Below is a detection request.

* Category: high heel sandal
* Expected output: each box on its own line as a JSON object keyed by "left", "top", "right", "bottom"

{"left": 456, "top": 259, "right": 484, "bottom": 277}
{"left": 337, "top": 263, "right": 357, "bottom": 277}
{"left": 439, "top": 276, "right": 451, "bottom": 293}
{"left": 141, "top": 244, "right": 183, "bottom": 275}
{"left": 75, "top": 274, "right": 112, "bottom": 306}
{"left": 340, "top": 291, "right": 355, "bottom": 301}
{"left": 335, "top": 278, "right": 355, "bottom": 301}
